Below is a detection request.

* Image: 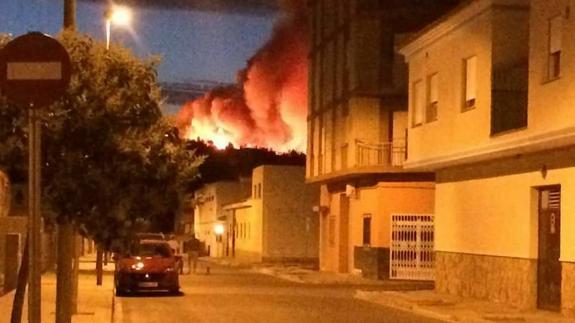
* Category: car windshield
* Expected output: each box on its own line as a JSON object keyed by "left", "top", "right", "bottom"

{"left": 132, "top": 243, "right": 172, "bottom": 258}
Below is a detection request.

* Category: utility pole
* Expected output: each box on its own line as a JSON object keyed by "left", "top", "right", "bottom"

{"left": 56, "top": 2, "right": 77, "bottom": 322}
{"left": 64, "top": 0, "right": 76, "bottom": 30}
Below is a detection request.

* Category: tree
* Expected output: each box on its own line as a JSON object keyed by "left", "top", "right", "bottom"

{"left": 1, "top": 31, "right": 203, "bottom": 323}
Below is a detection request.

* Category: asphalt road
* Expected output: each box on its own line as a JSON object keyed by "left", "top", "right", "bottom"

{"left": 115, "top": 264, "right": 442, "bottom": 323}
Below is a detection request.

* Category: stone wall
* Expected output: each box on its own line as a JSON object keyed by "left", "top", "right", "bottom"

{"left": 435, "top": 251, "right": 537, "bottom": 310}
{"left": 563, "top": 262, "right": 575, "bottom": 317}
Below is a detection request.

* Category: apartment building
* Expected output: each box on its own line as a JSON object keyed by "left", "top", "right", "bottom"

{"left": 222, "top": 165, "right": 319, "bottom": 264}
{"left": 401, "top": 0, "right": 575, "bottom": 315}
{"left": 306, "top": 0, "right": 459, "bottom": 279}
{"left": 193, "top": 180, "right": 251, "bottom": 257}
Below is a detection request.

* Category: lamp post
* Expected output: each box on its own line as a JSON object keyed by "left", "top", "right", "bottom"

{"left": 104, "top": 5, "right": 131, "bottom": 50}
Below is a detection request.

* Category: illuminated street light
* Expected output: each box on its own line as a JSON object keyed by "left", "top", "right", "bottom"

{"left": 104, "top": 5, "right": 132, "bottom": 50}
{"left": 214, "top": 223, "right": 225, "bottom": 236}
{"left": 214, "top": 223, "right": 225, "bottom": 257}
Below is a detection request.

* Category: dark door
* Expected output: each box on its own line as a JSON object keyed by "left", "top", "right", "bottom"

{"left": 537, "top": 186, "right": 561, "bottom": 311}
{"left": 338, "top": 194, "right": 350, "bottom": 273}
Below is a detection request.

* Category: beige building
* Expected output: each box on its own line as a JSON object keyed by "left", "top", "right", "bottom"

{"left": 306, "top": 0, "right": 457, "bottom": 278}
{"left": 223, "top": 165, "right": 319, "bottom": 264}
{"left": 401, "top": 0, "right": 575, "bottom": 315}
{"left": 193, "top": 180, "right": 251, "bottom": 257}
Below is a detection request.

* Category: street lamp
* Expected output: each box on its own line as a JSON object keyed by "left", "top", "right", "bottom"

{"left": 214, "top": 223, "right": 225, "bottom": 257}
{"left": 104, "top": 5, "right": 132, "bottom": 50}
{"left": 214, "top": 223, "right": 224, "bottom": 236}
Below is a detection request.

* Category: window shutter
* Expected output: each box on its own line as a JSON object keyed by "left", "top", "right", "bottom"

{"left": 550, "top": 16, "right": 562, "bottom": 54}
{"left": 429, "top": 74, "right": 438, "bottom": 103}
{"left": 413, "top": 81, "right": 425, "bottom": 125}
{"left": 465, "top": 56, "right": 477, "bottom": 101}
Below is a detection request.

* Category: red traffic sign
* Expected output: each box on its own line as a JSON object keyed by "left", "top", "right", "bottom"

{"left": 0, "top": 32, "right": 71, "bottom": 107}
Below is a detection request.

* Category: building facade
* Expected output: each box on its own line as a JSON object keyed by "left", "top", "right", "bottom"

{"left": 0, "top": 172, "right": 27, "bottom": 293}
{"left": 193, "top": 180, "right": 251, "bottom": 257}
{"left": 223, "top": 165, "right": 319, "bottom": 264}
{"left": 401, "top": 0, "right": 575, "bottom": 315}
{"left": 306, "top": 0, "right": 458, "bottom": 278}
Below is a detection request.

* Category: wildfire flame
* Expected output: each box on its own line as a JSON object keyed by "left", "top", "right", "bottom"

{"left": 176, "top": 1, "right": 308, "bottom": 152}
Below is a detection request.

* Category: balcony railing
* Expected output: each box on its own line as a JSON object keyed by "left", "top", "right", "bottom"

{"left": 355, "top": 139, "right": 406, "bottom": 168}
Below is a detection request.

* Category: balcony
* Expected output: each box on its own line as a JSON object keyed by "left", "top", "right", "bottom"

{"left": 355, "top": 139, "right": 406, "bottom": 168}
{"left": 307, "top": 138, "right": 412, "bottom": 184}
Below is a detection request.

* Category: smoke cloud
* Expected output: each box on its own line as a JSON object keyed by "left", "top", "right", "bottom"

{"left": 176, "top": 0, "right": 308, "bottom": 152}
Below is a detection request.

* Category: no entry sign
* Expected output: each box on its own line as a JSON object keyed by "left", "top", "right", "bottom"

{"left": 0, "top": 32, "right": 71, "bottom": 107}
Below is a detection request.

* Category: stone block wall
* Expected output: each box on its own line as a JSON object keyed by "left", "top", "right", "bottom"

{"left": 435, "top": 251, "right": 537, "bottom": 310}
{"left": 563, "top": 262, "right": 575, "bottom": 318}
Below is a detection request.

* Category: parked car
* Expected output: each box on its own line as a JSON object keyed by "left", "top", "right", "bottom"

{"left": 135, "top": 232, "right": 165, "bottom": 241}
{"left": 114, "top": 240, "right": 180, "bottom": 296}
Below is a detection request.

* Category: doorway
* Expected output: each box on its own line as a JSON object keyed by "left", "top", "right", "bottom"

{"left": 537, "top": 186, "right": 561, "bottom": 311}
{"left": 338, "top": 194, "right": 350, "bottom": 273}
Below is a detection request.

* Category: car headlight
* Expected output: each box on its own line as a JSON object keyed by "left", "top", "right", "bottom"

{"left": 131, "top": 262, "right": 144, "bottom": 271}
{"left": 165, "top": 266, "right": 175, "bottom": 272}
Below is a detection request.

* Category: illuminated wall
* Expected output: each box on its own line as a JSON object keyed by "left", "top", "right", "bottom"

{"left": 401, "top": 1, "right": 530, "bottom": 168}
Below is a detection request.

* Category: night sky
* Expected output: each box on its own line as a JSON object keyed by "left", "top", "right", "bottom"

{"left": 0, "top": 0, "right": 277, "bottom": 83}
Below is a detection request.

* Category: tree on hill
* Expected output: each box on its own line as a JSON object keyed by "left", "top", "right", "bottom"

{"left": 185, "top": 140, "right": 305, "bottom": 190}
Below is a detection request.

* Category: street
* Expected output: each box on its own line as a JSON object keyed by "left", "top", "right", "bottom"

{"left": 115, "top": 263, "right": 441, "bottom": 323}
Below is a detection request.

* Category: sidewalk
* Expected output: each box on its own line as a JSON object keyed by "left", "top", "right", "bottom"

{"left": 0, "top": 254, "right": 115, "bottom": 323}
{"left": 355, "top": 290, "right": 575, "bottom": 323}
{"left": 203, "top": 256, "right": 574, "bottom": 322}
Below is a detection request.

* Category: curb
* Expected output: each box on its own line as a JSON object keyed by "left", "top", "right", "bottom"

{"left": 355, "top": 290, "right": 458, "bottom": 323}
{"left": 254, "top": 267, "right": 306, "bottom": 284}
{"left": 111, "top": 293, "right": 123, "bottom": 323}
{"left": 111, "top": 291, "right": 115, "bottom": 323}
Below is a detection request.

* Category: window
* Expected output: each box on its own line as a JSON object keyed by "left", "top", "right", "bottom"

{"left": 427, "top": 73, "right": 438, "bottom": 122}
{"left": 549, "top": 15, "right": 562, "bottom": 80}
{"left": 412, "top": 80, "right": 424, "bottom": 126}
{"left": 257, "top": 183, "right": 262, "bottom": 198}
{"left": 463, "top": 56, "right": 477, "bottom": 110}
{"left": 362, "top": 215, "right": 371, "bottom": 246}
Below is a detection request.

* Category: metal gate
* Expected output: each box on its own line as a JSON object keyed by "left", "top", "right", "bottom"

{"left": 390, "top": 214, "right": 434, "bottom": 281}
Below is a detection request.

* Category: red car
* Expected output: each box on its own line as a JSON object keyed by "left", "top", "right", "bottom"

{"left": 115, "top": 240, "right": 180, "bottom": 296}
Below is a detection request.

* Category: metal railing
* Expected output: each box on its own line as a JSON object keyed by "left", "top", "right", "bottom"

{"left": 355, "top": 138, "right": 406, "bottom": 168}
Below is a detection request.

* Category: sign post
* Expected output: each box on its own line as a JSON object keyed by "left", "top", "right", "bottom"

{"left": 0, "top": 32, "right": 71, "bottom": 323}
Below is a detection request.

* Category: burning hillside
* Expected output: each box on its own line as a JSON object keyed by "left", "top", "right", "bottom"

{"left": 176, "top": 0, "right": 308, "bottom": 152}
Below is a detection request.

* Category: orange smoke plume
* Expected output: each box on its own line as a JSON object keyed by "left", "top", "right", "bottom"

{"left": 176, "top": 1, "right": 308, "bottom": 152}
